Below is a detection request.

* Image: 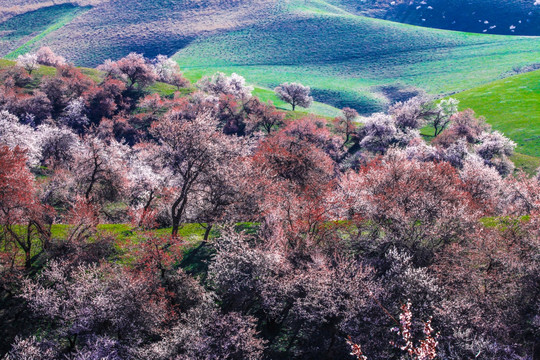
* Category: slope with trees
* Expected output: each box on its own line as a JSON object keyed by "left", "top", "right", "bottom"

{"left": 0, "top": 51, "right": 539, "bottom": 359}
{"left": 173, "top": 0, "right": 540, "bottom": 114}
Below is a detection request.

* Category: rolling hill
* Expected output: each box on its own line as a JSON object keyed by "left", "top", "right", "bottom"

{"left": 0, "top": 0, "right": 103, "bottom": 22}
{"left": 174, "top": 0, "right": 540, "bottom": 114}
{"left": 0, "top": 4, "right": 91, "bottom": 60}
{"left": 0, "top": 0, "right": 538, "bottom": 127}
{"left": 0, "top": 0, "right": 278, "bottom": 66}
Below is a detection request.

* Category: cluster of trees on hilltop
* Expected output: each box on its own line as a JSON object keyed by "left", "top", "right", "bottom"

{"left": 0, "top": 50, "right": 539, "bottom": 359}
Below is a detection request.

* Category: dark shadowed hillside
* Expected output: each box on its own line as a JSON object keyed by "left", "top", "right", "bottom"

{"left": 328, "top": 0, "right": 540, "bottom": 35}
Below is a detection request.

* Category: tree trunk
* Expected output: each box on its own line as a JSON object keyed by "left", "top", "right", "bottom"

{"left": 85, "top": 160, "right": 99, "bottom": 200}
{"left": 24, "top": 250, "right": 31, "bottom": 270}
{"left": 203, "top": 224, "right": 213, "bottom": 241}
{"left": 171, "top": 196, "right": 185, "bottom": 237}
{"left": 285, "top": 323, "right": 302, "bottom": 355}
{"left": 171, "top": 213, "right": 180, "bottom": 237}
{"left": 24, "top": 222, "right": 32, "bottom": 269}
{"left": 171, "top": 188, "right": 191, "bottom": 237}
{"left": 139, "top": 191, "right": 155, "bottom": 228}
{"left": 36, "top": 221, "right": 52, "bottom": 251}
{"left": 170, "top": 169, "right": 200, "bottom": 237}
{"left": 160, "top": 265, "right": 166, "bottom": 280}
{"left": 68, "top": 334, "right": 78, "bottom": 351}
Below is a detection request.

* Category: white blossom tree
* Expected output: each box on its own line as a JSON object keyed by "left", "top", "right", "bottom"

{"left": 428, "top": 98, "right": 459, "bottom": 136}
{"left": 0, "top": 111, "right": 42, "bottom": 168}
{"left": 71, "top": 136, "right": 129, "bottom": 203}
{"left": 18, "top": 261, "right": 165, "bottom": 357}
{"left": 59, "top": 97, "right": 89, "bottom": 129}
{"left": 475, "top": 131, "right": 516, "bottom": 176}
{"left": 151, "top": 111, "right": 245, "bottom": 236}
{"left": 126, "top": 143, "right": 168, "bottom": 227}
{"left": 37, "top": 124, "right": 81, "bottom": 169}
{"left": 355, "top": 112, "right": 420, "bottom": 154}
{"left": 274, "top": 82, "right": 313, "bottom": 111}
{"left": 152, "top": 55, "right": 179, "bottom": 83}
{"left": 197, "top": 72, "right": 253, "bottom": 100}
{"left": 389, "top": 95, "right": 458, "bottom": 136}
{"left": 389, "top": 94, "right": 429, "bottom": 131}
{"left": 16, "top": 53, "right": 39, "bottom": 75}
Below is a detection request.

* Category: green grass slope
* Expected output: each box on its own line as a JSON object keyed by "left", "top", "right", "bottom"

{"left": 453, "top": 70, "right": 540, "bottom": 160}
{"left": 173, "top": 0, "right": 540, "bottom": 114}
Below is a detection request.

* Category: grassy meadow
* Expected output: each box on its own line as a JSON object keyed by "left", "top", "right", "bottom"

{"left": 453, "top": 70, "right": 540, "bottom": 158}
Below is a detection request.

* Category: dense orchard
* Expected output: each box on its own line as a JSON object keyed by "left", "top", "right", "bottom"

{"left": 0, "top": 52, "right": 538, "bottom": 359}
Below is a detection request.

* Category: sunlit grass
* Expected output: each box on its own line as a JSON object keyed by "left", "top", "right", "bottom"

{"left": 453, "top": 70, "right": 540, "bottom": 158}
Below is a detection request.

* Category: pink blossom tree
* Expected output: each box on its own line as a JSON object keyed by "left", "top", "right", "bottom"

{"left": 151, "top": 111, "right": 245, "bottom": 236}
{"left": 35, "top": 47, "right": 66, "bottom": 67}
{"left": 98, "top": 53, "right": 156, "bottom": 91}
